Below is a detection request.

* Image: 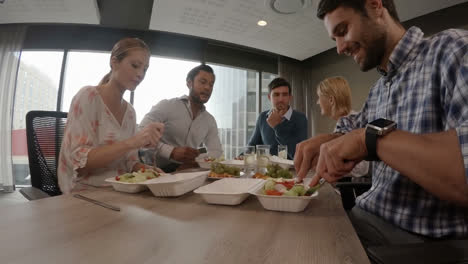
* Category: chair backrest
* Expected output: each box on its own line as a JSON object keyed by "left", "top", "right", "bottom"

{"left": 26, "top": 110, "right": 67, "bottom": 196}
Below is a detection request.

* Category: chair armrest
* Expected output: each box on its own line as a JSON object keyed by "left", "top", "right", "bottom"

{"left": 19, "top": 187, "right": 51, "bottom": 200}
{"left": 367, "top": 240, "right": 468, "bottom": 264}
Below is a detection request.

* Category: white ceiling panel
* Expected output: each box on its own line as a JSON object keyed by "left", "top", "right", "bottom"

{"left": 0, "top": 0, "right": 99, "bottom": 24}
{"left": 0, "top": 0, "right": 466, "bottom": 60}
{"left": 150, "top": 0, "right": 468, "bottom": 60}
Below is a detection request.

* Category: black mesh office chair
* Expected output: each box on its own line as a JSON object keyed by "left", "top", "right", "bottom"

{"left": 335, "top": 162, "right": 373, "bottom": 211}
{"left": 19, "top": 111, "right": 67, "bottom": 200}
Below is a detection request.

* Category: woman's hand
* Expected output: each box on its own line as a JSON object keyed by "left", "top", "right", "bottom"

{"left": 127, "top": 122, "right": 164, "bottom": 149}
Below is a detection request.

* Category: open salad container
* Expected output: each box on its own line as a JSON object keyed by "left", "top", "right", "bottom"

{"left": 144, "top": 171, "right": 209, "bottom": 197}
{"left": 250, "top": 179, "right": 319, "bottom": 212}
{"left": 194, "top": 178, "right": 264, "bottom": 205}
{"left": 105, "top": 169, "right": 161, "bottom": 193}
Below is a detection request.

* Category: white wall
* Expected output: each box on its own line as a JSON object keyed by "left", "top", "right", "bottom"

{"left": 303, "top": 2, "right": 468, "bottom": 135}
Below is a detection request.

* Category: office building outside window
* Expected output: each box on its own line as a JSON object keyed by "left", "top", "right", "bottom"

{"left": 261, "top": 72, "right": 278, "bottom": 112}
{"left": 206, "top": 64, "right": 260, "bottom": 160}
{"left": 62, "top": 51, "right": 130, "bottom": 112}
{"left": 12, "top": 51, "right": 274, "bottom": 187}
{"left": 12, "top": 51, "right": 63, "bottom": 186}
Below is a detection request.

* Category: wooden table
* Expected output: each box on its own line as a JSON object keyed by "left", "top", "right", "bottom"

{"left": 0, "top": 183, "right": 370, "bottom": 264}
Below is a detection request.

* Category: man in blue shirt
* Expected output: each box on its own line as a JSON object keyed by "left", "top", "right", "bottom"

{"left": 248, "top": 77, "right": 308, "bottom": 159}
{"left": 295, "top": 0, "right": 468, "bottom": 248}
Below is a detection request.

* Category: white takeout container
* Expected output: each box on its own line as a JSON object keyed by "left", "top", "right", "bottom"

{"left": 249, "top": 184, "right": 318, "bottom": 212}
{"left": 220, "top": 159, "right": 244, "bottom": 169}
{"left": 207, "top": 171, "right": 244, "bottom": 180}
{"left": 194, "top": 178, "right": 264, "bottom": 205}
{"left": 104, "top": 177, "right": 148, "bottom": 193}
{"left": 144, "top": 171, "right": 209, "bottom": 197}
{"left": 195, "top": 157, "right": 213, "bottom": 169}
{"left": 269, "top": 155, "right": 294, "bottom": 169}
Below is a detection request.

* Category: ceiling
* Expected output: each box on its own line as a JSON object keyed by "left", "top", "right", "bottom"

{"left": 1, "top": 0, "right": 467, "bottom": 60}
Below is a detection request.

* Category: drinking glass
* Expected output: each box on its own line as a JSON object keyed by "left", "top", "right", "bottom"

{"left": 243, "top": 146, "right": 256, "bottom": 166}
{"left": 256, "top": 145, "right": 270, "bottom": 173}
{"left": 278, "top": 145, "right": 288, "bottom": 159}
{"left": 139, "top": 146, "right": 160, "bottom": 169}
{"left": 243, "top": 146, "right": 256, "bottom": 177}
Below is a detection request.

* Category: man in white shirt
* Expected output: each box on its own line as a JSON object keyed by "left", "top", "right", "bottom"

{"left": 139, "top": 64, "right": 222, "bottom": 172}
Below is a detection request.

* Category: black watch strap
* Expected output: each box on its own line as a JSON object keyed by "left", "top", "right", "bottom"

{"left": 365, "top": 129, "right": 380, "bottom": 161}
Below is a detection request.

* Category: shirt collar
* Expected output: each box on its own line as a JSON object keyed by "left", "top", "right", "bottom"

{"left": 268, "top": 106, "right": 293, "bottom": 120}
{"left": 377, "top": 26, "right": 424, "bottom": 77}
{"left": 179, "top": 95, "right": 206, "bottom": 112}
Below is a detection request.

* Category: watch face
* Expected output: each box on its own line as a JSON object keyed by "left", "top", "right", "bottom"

{"left": 369, "top": 118, "right": 395, "bottom": 128}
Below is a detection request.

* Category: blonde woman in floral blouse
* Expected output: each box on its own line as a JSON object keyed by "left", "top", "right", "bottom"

{"left": 58, "top": 38, "right": 164, "bottom": 194}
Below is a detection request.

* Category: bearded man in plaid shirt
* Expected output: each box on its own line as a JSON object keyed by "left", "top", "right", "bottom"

{"left": 295, "top": 0, "right": 468, "bottom": 252}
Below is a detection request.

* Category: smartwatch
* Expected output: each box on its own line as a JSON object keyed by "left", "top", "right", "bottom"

{"left": 365, "top": 118, "right": 397, "bottom": 161}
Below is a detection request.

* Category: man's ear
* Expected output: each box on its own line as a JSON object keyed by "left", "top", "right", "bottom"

{"left": 267, "top": 93, "right": 271, "bottom": 101}
{"left": 187, "top": 80, "right": 192, "bottom": 89}
{"left": 366, "top": 0, "right": 384, "bottom": 18}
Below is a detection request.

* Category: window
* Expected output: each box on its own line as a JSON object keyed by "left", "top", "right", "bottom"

{"left": 133, "top": 56, "right": 199, "bottom": 123}
{"left": 62, "top": 51, "right": 131, "bottom": 112}
{"left": 261, "top": 72, "right": 278, "bottom": 112}
{"left": 13, "top": 48, "right": 274, "bottom": 187}
{"left": 12, "top": 51, "right": 63, "bottom": 186}
{"left": 206, "top": 64, "right": 259, "bottom": 159}
{"left": 132, "top": 57, "right": 261, "bottom": 160}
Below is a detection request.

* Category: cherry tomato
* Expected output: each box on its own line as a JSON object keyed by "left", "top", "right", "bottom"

{"left": 266, "top": 190, "right": 283, "bottom": 196}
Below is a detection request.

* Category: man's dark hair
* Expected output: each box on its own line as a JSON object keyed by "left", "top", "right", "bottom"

{"left": 317, "top": 0, "right": 400, "bottom": 23}
{"left": 186, "top": 64, "right": 215, "bottom": 82}
{"left": 268, "top": 77, "right": 291, "bottom": 94}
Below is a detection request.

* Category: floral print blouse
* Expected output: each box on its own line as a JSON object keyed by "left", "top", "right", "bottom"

{"left": 58, "top": 86, "right": 139, "bottom": 194}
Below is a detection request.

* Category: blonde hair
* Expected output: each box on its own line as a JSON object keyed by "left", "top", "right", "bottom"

{"left": 317, "top": 76, "right": 352, "bottom": 118}
{"left": 99, "top": 37, "right": 150, "bottom": 85}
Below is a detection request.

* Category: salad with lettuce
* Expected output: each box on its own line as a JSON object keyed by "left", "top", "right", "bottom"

{"left": 115, "top": 168, "right": 160, "bottom": 183}
{"left": 262, "top": 179, "right": 320, "bottom": 196}
{"left": 265, "top": 164, "right": 293, "bottom": 179}
{"left": 210, "top": 162, "right": 241, "bottom": 176}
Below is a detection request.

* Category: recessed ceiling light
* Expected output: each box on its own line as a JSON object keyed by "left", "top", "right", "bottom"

{"left": 270, "top": 0, "right": 312, "bottom": 15}
{"left": 257, "top": 20, "right": 267, "bottom": 26}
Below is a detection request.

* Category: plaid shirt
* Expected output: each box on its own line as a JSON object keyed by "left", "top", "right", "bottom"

{"left": 335, "top": 27, "right": 468, "bottom": 238}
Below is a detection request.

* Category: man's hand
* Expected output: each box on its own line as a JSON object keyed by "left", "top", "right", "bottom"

{"left": 266, "top": 109, "right": 283, "bottom": 128}
{"left": 311, "top": 128, "right": 367, "bottom": 186}
{"left": 294, "top": 133, "right": 341, "bottom": 181}
{"left": 170, "top": 147, "right": 200, "bottom": 163}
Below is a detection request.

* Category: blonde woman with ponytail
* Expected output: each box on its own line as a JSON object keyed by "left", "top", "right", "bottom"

{"left": 316, "top": 76, "right": 352, "bottom": 120}
{"left": 58, "top": 38, "right": 164, "bottom": 194}
{"left": 316, "top": 76, "right": 368, "bottom": 177}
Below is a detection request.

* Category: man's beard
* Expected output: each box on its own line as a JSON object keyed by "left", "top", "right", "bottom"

{"left": 359, "top": 21, "right": 387, "bottom": 72}
{"left": 190, "top": 90, "right": 209, "bottom": 105}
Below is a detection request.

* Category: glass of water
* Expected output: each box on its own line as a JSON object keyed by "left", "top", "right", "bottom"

{"left": 278, "top": 145, "right": 288, "bottom": 159}
{"left": 256, "top": 145, "right": 270, "bottom": 173}
{"left": 243, "top": 146, "right": 256, "bottom": 166}
{"left": 243, "top": 146, "right": 256, "bottom": 177}
{"left": 139, "top": 146, "right": 160, "bottom": 169}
